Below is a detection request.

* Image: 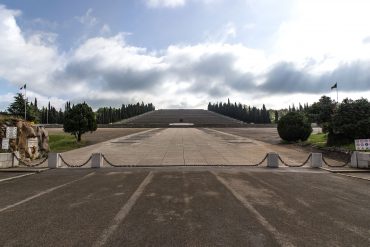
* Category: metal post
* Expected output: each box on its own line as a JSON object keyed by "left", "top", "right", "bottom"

{"left": 24, "top": 87, "right": 27, "bottom": 121}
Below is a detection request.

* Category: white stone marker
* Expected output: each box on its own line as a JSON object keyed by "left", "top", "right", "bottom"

{"left": 48, "top": 153, "right": 61, "bottom": 168}
{"left": 267, "top": 152, "right": 279, "bottom": 168}
{"left": 353, "top": 152, "right": 370, "bottom": 168}
{"left": 310, "top": 153, "right": 322, "bottom": 168}
{"left": 91, "top": 153, "right": 103, "bottom": 168}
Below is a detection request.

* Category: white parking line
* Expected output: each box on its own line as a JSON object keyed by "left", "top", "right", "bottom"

{"left": 0, "top": 172, "right": 95, "bottom": 213}
{"left": 211, "top": 171, "right": 295, "bottom": 247}
{"left": 0, "top": 173, "right": 35, "bottom": 183}
{"left": 93, "top": 171, "right": 154, "bottom": 247}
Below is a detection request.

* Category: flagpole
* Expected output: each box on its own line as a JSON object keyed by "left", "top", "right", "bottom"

{"left": 336, "top": 82, "right": 338, "bottom": 103}
{"left": 24, "top": 86, "right": 27, "bottom": 120}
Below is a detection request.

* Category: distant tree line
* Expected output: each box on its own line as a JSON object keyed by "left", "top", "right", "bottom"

{"left": 96, "top": 102, "right": 155, "bottom": 124}
{"left": 5, "top": 93, "right": 155, "bottom": 125}
{"left": 208, "top": 99, "right": 271, "bottom": 124}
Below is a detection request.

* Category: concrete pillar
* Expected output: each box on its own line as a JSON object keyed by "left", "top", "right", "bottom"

{"left": 267, "top": 152, "right": 279, "bottom": 168}
{"left": 354, "top": 152, "right": 370, "bottom": 168}
{"left": 350, "top": 151, "right": 358, "bottom": 168}
{"left": 91, "top": 153, "right": 103, "bottom": 168}
{"left": 310, "top": 153, "right": 322, "bottom": 168}
{"left": 48, "top": 153, "right": 61, "bottom": 168}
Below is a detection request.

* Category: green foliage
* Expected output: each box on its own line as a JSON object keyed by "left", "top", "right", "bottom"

{"left": 328, "top": 98, "right": 370, "bottom": 145}
{"left": 49, "top": 134, "right": 87, "bottom": 152}
{"left": 7, "top": 93, "right": 39, "bottom": 122}
{"left": 306, "top": 96, "right": 336, "bottom": 128}
{"left": 306, "top": 133, "right": 327, "bottom": 148}
{"left": 63, "top": 103, "right": 97, "bottom": 141}
{"left": 277, "top": 112, "right": 312, "bottom": 142}
{"left": 96, "top": 102, "right": 155, "bottom": 124}
{"left": 208, "top": 101, "right": 271, "bottom": 124}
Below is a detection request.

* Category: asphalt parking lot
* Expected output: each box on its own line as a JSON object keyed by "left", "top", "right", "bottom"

{"left": 1, "top": 167, "right": 369, "bottom": 247}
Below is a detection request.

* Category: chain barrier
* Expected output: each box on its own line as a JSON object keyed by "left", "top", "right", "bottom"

{"left": 322, "top": 154, "right": 351, "bottom": 168}
{"left": 13, "top": 153, "right": 48, "bottom": 168}
{"left": 102, "top": 154, "right": 268, "bottom": 168}
{"left": 59, "top": 154, "right": 92, "bottom": 168}
{"left": 278, "top": 154, "right": 312, "bottom": 167}
{"left": 248, "top": 153, "right": 268, "bottom": 167}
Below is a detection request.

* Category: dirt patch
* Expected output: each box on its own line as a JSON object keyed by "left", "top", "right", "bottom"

{"left": 47, "top": 128, "right": 152, "bottom": 146}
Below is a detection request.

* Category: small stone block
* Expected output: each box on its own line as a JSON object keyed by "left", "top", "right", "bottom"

{"left": 310, "top": 153, "right": 322, "bottom": 168}
{"left": 267, "top": 152, "right": 279, "bottom": 168}
{"left": 48, "top": 153, "right": 61, "bottom": 168}
{"left": 91, "top": 153, "right": 103, "bottom": 168}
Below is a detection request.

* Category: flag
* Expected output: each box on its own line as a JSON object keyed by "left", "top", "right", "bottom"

{"left": 331, "top": 83, "right": 337, "bottom": 90}
{"left": 20, "top": 84, "right": 26, "bottom": 90}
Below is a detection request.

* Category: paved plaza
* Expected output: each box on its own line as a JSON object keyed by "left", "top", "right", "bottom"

{"left": 59, "top": 128, "right": 323, "bottom": 167}
{"left": 1, "top": 128, "right": 370, "bottom": 246}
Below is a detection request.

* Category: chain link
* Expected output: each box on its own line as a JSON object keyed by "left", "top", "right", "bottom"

{"left": 322, "top": 154, "right": 351, "bottom": 168}
{"left": 13, "top": 153, "right": 48, "bottom": 168}
{"left": 59, "top": 155, "right": 92, "bottom": 168}
{"left": 102, "top": 154, "right": 268, "bottom": 168}
{"left": 278, "top": 154, "right": 312, "bottom": 167}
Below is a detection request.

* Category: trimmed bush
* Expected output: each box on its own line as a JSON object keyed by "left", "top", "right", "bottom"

{"left": 278, "top": 112, "right": 312, "bottom": 142}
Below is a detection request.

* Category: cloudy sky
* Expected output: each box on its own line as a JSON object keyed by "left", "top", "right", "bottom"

{"left": 1, "top": 0, "right": 370, "bottom": 111}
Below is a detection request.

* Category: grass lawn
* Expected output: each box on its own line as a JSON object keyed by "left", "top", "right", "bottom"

{"left": 306, "top": 133, "right": 356, "bottom": 151}
{"left": 49, "top": 133, "right": 87, "bottom": 152}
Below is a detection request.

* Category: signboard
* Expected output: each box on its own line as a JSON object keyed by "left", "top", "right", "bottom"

{"left": 6, "top": 127, "right": 17, "bottom": 139}
{"left": 1, "top": 138, "right": 9, "bottom": 150}
{"left": 355, "top": 139, "right": 370, "bottom": 150}
{"left": 27, "top": 138, "right": 38, "bottom": 148}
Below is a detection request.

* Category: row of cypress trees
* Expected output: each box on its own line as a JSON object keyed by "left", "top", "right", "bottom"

{"left": 208, "top": 99, "right": 271, "bottom": 124}
{"left": 96, "top": 102, "right": 155, "bottom": 124}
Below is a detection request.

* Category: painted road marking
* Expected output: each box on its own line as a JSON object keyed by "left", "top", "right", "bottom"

{"left": 0, "top": 172, "right": 96, "bottom": 213}
{"left": 211, "top": 171, "right": 295, "bottom": 247}
{"left": 93, "top": 172, "right": 154, "bottom": 247}
{"left": 0, "top": 173, "right": 35, "bottom": 183}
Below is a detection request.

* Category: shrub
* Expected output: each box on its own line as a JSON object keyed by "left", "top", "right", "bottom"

{"left": 277, "top": 112, "right": 312, "bottom": 142}
{"left": 327, "top": 98, "right": 370, "bottom": 145}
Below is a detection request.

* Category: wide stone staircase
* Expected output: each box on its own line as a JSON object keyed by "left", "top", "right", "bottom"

{"left": 106, "top": 109, "right": 246, "bottom": 128}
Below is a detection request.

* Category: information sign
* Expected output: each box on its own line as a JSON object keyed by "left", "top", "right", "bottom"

{"left": 1, "top": 138, "right": 9, "bottom": 150}
{"left": 355, "top": 139, "right": 370, "bottom": 150}
{"left": 6, "top": 127, "right": 17, "bottom": 139}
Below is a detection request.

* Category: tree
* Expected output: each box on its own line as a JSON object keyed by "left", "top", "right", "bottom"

{"left": 306, "top": 96, "right": 336, "bottom": 125}
{"left": 63, "top": 103, "right": 97, "bottom": 141}
{"left": 7, "top": 93, "right": 39, "bottom": 122}
{"left": 328, "top": 98, "right": 370, "bottom": 145}
{"left": 274, "top": 110, "right": 279, "bottom": 123}
{"left": 277, "top": 112, "right": 312, "bottom": 142}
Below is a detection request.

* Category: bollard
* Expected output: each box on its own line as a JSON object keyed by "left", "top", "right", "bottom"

{"left": 91, "top": 153, "right": 103, "bottom": 168}
{"left": 48, "top": 153, "right": 61, "bottom": 168}
{"left": 267, "top": 152, "right": 279, "bottom": 168}
{"left": 350, "top": 151, "right": 358, "bottom": 168}
{"left": 310, "top": 153, "right": 322, "bottom": 168}
{"left": 353, "top": 152, "right": 370, "bottom": 168}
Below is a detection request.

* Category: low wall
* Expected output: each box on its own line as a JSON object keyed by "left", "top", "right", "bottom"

{"left": 0, "top": 153, "right": 15, "bottom": 168}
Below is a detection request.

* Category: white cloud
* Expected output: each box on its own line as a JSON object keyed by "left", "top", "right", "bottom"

{"left": 1, "top": 3, "right": 370, "bottom": 111}
{"left": 145, "top": 0, "right": 220, "bottom": 8}
{"left": 146, "top": 0, "right": 186, "bottom": 8}
{"left": 75, "top": 8, "right": 98, "bottom": 27}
